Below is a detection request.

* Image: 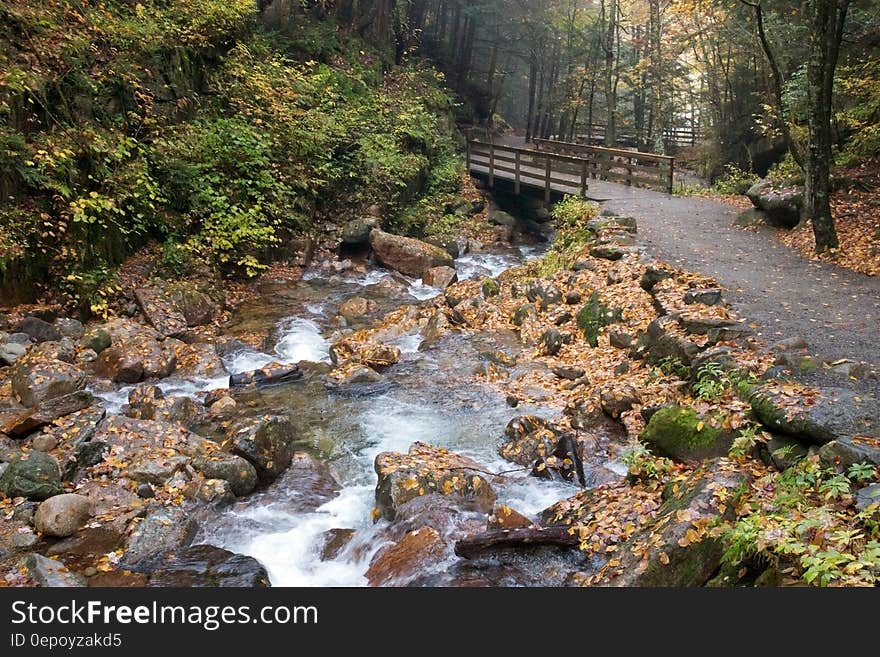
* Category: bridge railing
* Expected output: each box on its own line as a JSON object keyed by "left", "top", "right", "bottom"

{"left": 533, "top": 138, "right": 674, "bottom": 194}
{"left": 466, "top": 141, "right": 592, "bottom": 202}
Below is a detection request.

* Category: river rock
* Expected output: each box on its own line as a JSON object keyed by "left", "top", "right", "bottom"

{"left": 338, "top": 297, "right": 378, "bottom": 322}
{"left": 92, "top": 318, "right": 177, "bottom": 383}
{"left": 0, "top": 341, "right": 27, "bottom": 366}
{"left": 342, "top": 217, "right": 379, "bottom": 245}
{"left": 639, "top": 316, "right": 701, "bottom": 365}
{"left": 229, "top": 362, "right": 302, "bottom": 388}
{"left": 526, "top": 280, "right": 562, "bottom": 309}
{"left": 0, "top": 451, "right": 62, "bottom": 500}
{"left": 330, "top": 339, "right": 400, "bottom": 371}
{"left": 34, "top": 494, "right": 92, "bottom": 538}
{"left": 369, "top": 229, "right": 454, "bottom": 278}
{"left": 16, "top": 316, "right": 60, "bottom": 343}
{"left": 230, "top": 415, "right": 297, "bottom": 483}
{"left": 641, "top": 405, "right": 735, "bottom": 463}
{"left": 499, "top": 416, "right": 561, "bottom": 466}
{"left": 488, "top": 210, "right": 517, "bottom": 228}
{"left": 374, "top": 442, "right": 496, "bottom": 521}
{"left": 366, "top": 526, "right": 446, "bottom": 586}
{"left": 22, "top": 553, "right": 86, "bottom": 587}
{"left": 135, "top": 287, "right": 188, "bottom": 338}
{"left": 538, "top": 328, "right": 566, "bottom": 356}
{"left": 320, "top": 528, "right": 357, "bottom": 561}
{"left": 422, "top": 266, "right": 458, "bottom": 289}
{"left": 79, "top": 328, "right": 111, "bottom": 354}
{"left": 600, "top": 384, "right": 641, "bottom": 419}
{"left": 1, "top": 390, "right": 94, "bottom": 438}
{"left": 122, "top": 506, "right": 199, "bottom": 567}
{"left": 488, "top": 504, "right": 533, "bottom": 530}
{"left": 136, "top": 545, "right": 270, "bottom": 587}
{"left": 746, "top": 180, "right": 802, "bottom": 228}
{"left": 552, "top": 365, "right": 585, "bottom": 381}
{"left": 11, "top": 354, "right": 86, "bottom": 408}
{"left": 193, "top": 454, "right": 258, "bottom": 497}
{"left": 595, "top": 461, "right": 746, "bottom": 587}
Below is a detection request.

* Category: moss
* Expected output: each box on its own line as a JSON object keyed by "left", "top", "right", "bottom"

{"left": 641, "top": 406, "right": 732, "bottom": 462}
{"left": 481, "top": 278, "right": 500, "bottom": 298}
{"left": 576, "top": 292, "right": 622, "bottom": 347}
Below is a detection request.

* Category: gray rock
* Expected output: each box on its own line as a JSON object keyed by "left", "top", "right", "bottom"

{"left": 342, "top": 217, "right": 379, "bottom": 245}
{"left": 589, "top": 244, "right": 630, "bottom": 261}
{"left": 684, "top": 288, "right": 723, "bottom": 306}
{"left": 191, "top": 479, "right": 236, "bottom": 507}
{"left": 54, "top": 318, "right": 85, "bottom": 339}
{"left": 6, "top": 332, "right": 32, "bottom": 345}
{"left": 11, "top": 358, "right": 86, "bottom": 408}
{"left": 640, "top": 265, "right": 674, "bottom": 292}
{"left": 538, "top": 328, "right": 565, "bottom": 356}
{"left": 0, "top": 451, "right": 62, "bottom": 500}
{"left": 525, "top": 280, "right": 562, "bottom": 309}
{"left": 487, "top": 210, "right": 518, "bottom": 227}
{"left": 1, "top": 390, "right": 94, "bottom": 437}
{"left": 193, "top": 454, "right": 258, "bottom": 497}
{"left": 552, "top": 366, "right": 585, "bottom": 381}
{"left": 135, "top": 545, "right": 269, "bottom": 587}
{"left": 23, "top": 553, "right": 86, "bottom": 587}
{"left": 746, "top": 180, "right": 802, "bottom": 228}
{"left": 135, "top": 287, "right": 188, "bottom": 338}
{"left": 0, "top": 342, "right": 27, "bottom": 366}
{"left": 122, "top": 506, "right": 199, "bottom": 567}
{"left": 855, "top": 484, "right": 880, "bottom": 513}
{"left": 17, "top": 317, "right": 61, "bottom": 343}
{"left": 30, "top": 435, "right": 58, "bottom": 452}
{"left": 511, "top": 304, "right": 538, "bottom": 327}
{"left": 640, "top": 316, "right": 701, "bottom": 365}
{"left": 79, "top": 328, "right": 111, "bottom": 354}
{"left": 609, "top": 330, "right": 633, "bottom": 349}
{"left": 34, "top": 493, "right": 92, "bottom": 537}
{"left": 128, "top": 456, "right": 187, "bottom": 485}
{"left": 230, "top": 416, "right": 297, "bottom": 483}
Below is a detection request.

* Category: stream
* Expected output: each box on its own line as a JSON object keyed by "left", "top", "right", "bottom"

{"left": 95, "top": 242, "right": 586, "bottom": 586}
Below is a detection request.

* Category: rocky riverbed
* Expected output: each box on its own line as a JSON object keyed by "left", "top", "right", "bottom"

{"left": 2, "top": 192, "right": 878, "bottom": 588}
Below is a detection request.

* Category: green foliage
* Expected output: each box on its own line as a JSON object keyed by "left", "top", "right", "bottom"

{"left": 540, "top": 196, "right": 600, "bottom": 274}
{"left": 847, "top": 462, "right": 877, "bottom": 484}
{"left": 654, "top": 356, "right": 690, "bottom": 380}
{"left": 576, "top": 292, "right": 622, "bottom": 347}
{"left": 622, "top": 442, "right": 675, "bottom": 483}
{"left": 692, "top": 363, "right": 757, "bottom": 401}
{"left": 728, "top": 425, "right": 766, "bottom": 459}
{"left": 711, "top": 164, "right": 760, "bottom": 195}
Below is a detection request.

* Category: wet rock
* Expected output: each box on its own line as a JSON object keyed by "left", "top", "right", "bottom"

{"left": 122, "top": 506, "right": 199, "bottom": 567}
{"left": 374, "top": 442, "right": 496, "bottom": 521}
{"left": 750, "top": 385, "right": 880, "bottom": 446}
{"left": 499, "top": 416, "right": 560, "bottom": 466}
{"left": 230, "top": 416, "right": 297, "bottom": 483}
{"left": 173, "top": 343, "right": 227, "bottom": 379}
{"left": 0, "top": 451, "right": 62, "bottom": 500}
{"left": 488, "top": 210, "right": 517, "bottom": 227}
{"left": 190, "top": 478, "right": 236, "bottom": 507}
{"left": 855, "top": 484, "right": 880, "bottom": 513}
{"left": 366, "top": 527, "right": 445, "bottom": 586}
{"left": 229, "top": 362, "right": 302, "bottom": 388}
{"left": 422, "top": 266, "right": 458, "bottom": 289}
{"left": 338, "top": 296, "right": 378, "bottom": 322}
{"left": 641, "top": 406, "right": 735, "bottom": 463}
{"left": 609, "top": 330, "right": 633, "bottom": 349}
{"left": 330, "top": 340, "right": 400, "bottom": 371}
{"left": 87, "top": 570, "right": 148, "bottom": 587}
{"left": 17, "top": 316, "right": 61, "bottom": 343}
{"left": 538, "top": 328, "right": 566, "bottom": 356}
{"left": 34, "top": 494, "right": 92, "bottom": 538}
{"left": 128, "top": 456, "right": 187, "bottom": 485}
{"left": 208, "top": 395, "right": 237, "bottom": 417}
{"left": 329, "top": 362, "right": 385, "bottom": 386}
{"left": 746, "top": 180, "right": 802, "bottom": 228}
{"left": 369, "top": 229, "right": 454, "bottom": 278}
{"left": 135, "top": 287, "right": 188, "bottom": 338}
{"left": 564, "top": 398, "right": 604, "bottom": 431}
{"left": 2, "top": 390, "right": 94, "bottom": 438}
{"left": 684, "top": 288, "right": 723, "bottom": 306}
{"left": 46, "top": 526, "right": 126, "bottom": 560}
{"left": 79, "top": 328, "right": 111, "bottom": 354}
{"left": 595, "top": 461, "right": 747, "bottom": 587}
{"left": 193, "top": 454, "right": 258, "bottom": 497}
{"left": 169, "top": 284, "right": 222, "bottom": 327}
{"left": 0, "top": 341, "right": 27, "bottom": 366}
{"left": 22, "top": 553, "right": 86, "bottom": 587}
{"left": 11, "top": 356, "right": 86, "bottom": 408}
{"left": 138, "top": 545, "right": 269, "bottom": 587}
{"left": 93, "top": 336, "right": 176, "bottom": 383}
{"left": 600, "top": 384, "right": 641, "bottom": 419}
{"left": 342, "top": 217, "right": 379, "bottom": 245}
{"left": 419, "top": 311, "right": 449, "bottom": 348}
{"left": 320, "top": 528, "right": 357, "bottom": 561}
{"left": 525, "top": 280, "right": 562, "bottom": 309}
{"left": 488, "top": 504, "right": 533, "bottom": 530}
{"left": 553, "top": 365, "right": 585, "bottom": 381}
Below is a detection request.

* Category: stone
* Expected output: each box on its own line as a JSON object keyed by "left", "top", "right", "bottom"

{"left": 342, "top": 217, "right": 379, "bottom": 245}
{"left": 680, "top": 315, "right": 740, "bottom": 335}
{"left": 34, "top": 494, "right": 92, "bottom": 538}
{"left": 368, "top": 229, "right": 454, "bottom": 278}
{"left": 481, "top": 278, "right": 500, "bottom": 297}
{"left": 609, "top": 330, "right": 633, "bottom": 349}
{"left": 552, "top": 365, "right": 585, "bottom": 381}
{"left": 329, "top": 363, "right": 385, "bottom": 386}
{"left": 487, "top": 210, "right": 518, "bottom": 227}
{"left": 855, "top": 484, "right": 880, "bottom": 513}
{"left": 230, "top": 416, "right": 297, "bottom": 483}
{"left": 525, "top": 280, "right": 562, "bottom": 309}
{"left": 1, "top": 390, "right": 94, "bottom": 437}
{"left": 422, "top": 266, "right": 458, "bottom": 289}
{"left": 229, "top": 362, "right": 302, "bottom": 387}
{"left": 640, "top": 316, "right": 701, "bottom": 365}
{"left": 30, "top": 434, "right": 58, "bottom": 452}
{"left": 16, "top": 316, "right": 61, "bottom": 343}
{"left": 641, "top": 406, "right": 735, "bottom": 463}
{"left": 746, "top": 180, "right": 802, "bottom": 228}
{"left": 511, "top": 303, "right": 538, "bottom": 327}
{"left": 191, "top": 478, "right": 236, "bottom": 507}
{"left": 600, "top": 384, "right": 641, "bottom": 419}
{"left": 122, "top": 506, "right": 199, "bottom": 567}
{"left": 79, "top": 328, "right": 111, "bottom": 354}
{"left": 78, "top": 349, "right": 98, "bottom": 364}
{"left": 136, "top": 483, "right": 155, "bottom": 498}
{"left": 329, "top": 340, "right": 400, "bottom": 371}
{"left": 127, "top": 456, "right": 187, "bottom": 485}
{"left": 135, "top": 287, "right": 188, "bottom": 338}
{"left": 11, "top": 357, "right": 86, "bottom": 408}
{"left": 538, "top": 328, "right": 565, "bottom": 356}
{"left": 576, "top": 292, "right": 622, "bottom": 348}
{"left": 54, "top": 318, "right": 85, "bottom": 339}
{"left": 208, "top": 395, "right": 237, "bottom": 417}
{"left": 0, "top": 451, "right": 62, "bottom": 500}
{"left": 640, "top": 265, "right": 675, "bottom": 292}
{"left": 0, "top": 341, "right": 27, "bottom": 366}
{"left": 589, "top": 244, "right": 630, "bottom": 261}
{"left": 169, "top": 284, "right": 221, "bottom": 327}
{"left": 366, "top": 527, "right": 446, "bottom": 587}
{"left": 684, "top": 288, "right": 723, "bottom": 306}
{"left": 193, "top": 454, "right": 258, "bottom": 497}
{"left": 22, "top": 553, "right": 86, "bottom": 587}
{"left": 487, "top": 504, "right": 533, "bottom": 530}
{"left": 338, "top": 297, "right": 378, "bottom": 322}
{"left": 320, "top": 528, "right": 357, "bottom": 561}
{"left": 565, "top": 290, "right": 582, "bottom": 305}
{"left": 46, "top": 526, "right": 126, "bottom": 560}
{"left": 499, "top": 416, "right": 560, "bottom": 466}
{"left": 374, "top": 442, "right": 496, "bottom": 521}
{"left": 137, "top": 545, "right": 270, "bottom": 587}
{"left": 819, "top": 437, "right": 880, "bottom": 471}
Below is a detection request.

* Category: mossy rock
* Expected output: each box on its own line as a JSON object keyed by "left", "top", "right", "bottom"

{"left": 641, "top": 406, "right": 734, "bottom": 463}
{"left": 481, "top": 278, "right": 500, "bottom": 298}
{"left": 576, "top": 292, "right": 622, "bottom": 347}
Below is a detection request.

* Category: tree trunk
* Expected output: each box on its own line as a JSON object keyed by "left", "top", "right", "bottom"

{"left": 602, "top": 0, "right": 618, "bottom": 146}
{"left": 526, "top": 55, "right": 538, "bottom": 143}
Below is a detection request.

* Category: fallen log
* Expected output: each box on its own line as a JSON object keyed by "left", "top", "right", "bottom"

{"left": 229, "top": 363, "right": 303, "bottom": 388}
{"left": 454, "top": 526, "right": 579, "bottom": 559}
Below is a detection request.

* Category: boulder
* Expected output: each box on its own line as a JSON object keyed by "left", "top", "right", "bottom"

{"left": 169, "top": 284, "right": 221, "bottom": 327}
{"left": 499, "top": 416, "right": 560, "bottom": 466}
{"left": 135, "top": 287, "right": 188, "bottom": 338}
{"left": 137, "top": 545, "right": 270, "bottom": 587}
{"left": 640, "top": 316, "right": 701, "bottom": 365}
{"left": 230, "top": 416, "right": 297, "bottom": 483}
{"left": 369, "top": 229, "right": 454, "bottom": 278}
{"left": 374, "top": 442, "right": 496, "bottom": 521}
{"left": 229, "top": 362, "right": 302, "bottom": 388}
{"left": 54, "top": 318, "right": 85, "bottom": 339}
{"left": 193, "top": 454, "right": 258, "bottom": 497}
{"left": 525, "top": 280, "right": 562, "bottom": 309}
{"left": 600, "top": 384, "right": 641, "bottom": 419}
{"left": 487, "top": 210, "right": 518, "bottom": 227}
{"left": 745, "top": 180, "right": 802, "bottom": 228}
{"left": 320, "top": 528, "right": 357, "bottom": 561}
{"left": 487, "top": 505, "right": 533, "bottom": 530}
{"left": 641, "top": 406, "right": 735, "bottom": 463}
{"left": 1, "top": 390, "right": 94, "bottom": 437}
{"left": 330, "top": 340, "right": 400, "bottom": 371}
{"left": 79, "top": 328, "right": 111, "bottom": 354}
{"left": 22, "top": 553, "right": 86, "bottom": 587}
{"left": 338, "top": 297, "right": 378, "bottom": 322}
{"left": 0, "top": 341, "right": 27, "bottom": 366}
{"left": 538, "top": 328, "right": 566, "bottom": 356}
{"left": 122, "top": 506, "right": 199, "bottom": 567}
{"left": 365, "top": 527, "right": 446, "bottom": 586}
{"left": 11, "top": 356, "right": 86, "bottom": 408}
{"left": 342, "top": 217, "right": 379, "bottom": 245}
{"left": 422, "top": 266, "right": 458, "bottom": 289}
{"left": 34, "top": 494, "right": 92, "bottom": 538}
{"left": 0, "top": 451, "right": 62, "bottom": 500}
{"left": 93, "top": 339, "right": 176, "bottom": 383}
{"left": 819, "top": 436, "right": 880, "bottom": 471}
{"left": 684, "top": 288, "right": 723, "bottom": 306}
{"left": 16, "top": 316, "right": 60, "bottom": 343}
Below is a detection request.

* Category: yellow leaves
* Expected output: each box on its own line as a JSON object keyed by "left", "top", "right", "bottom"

{"left": 696, "top": 421, "right": 705, "bottom": 432}
{"left": 370, "top": 507, "right": 381, "bottom": 523}
{"left": 677, "top": 527, "right": 704, "bottom": 548}
{"left": 658, "top": 551, "right": 670, "bottom": 565}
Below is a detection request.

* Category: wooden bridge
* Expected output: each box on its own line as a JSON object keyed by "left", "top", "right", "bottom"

{"left": 466, "top": 138, "right": 675, "bottom": 202}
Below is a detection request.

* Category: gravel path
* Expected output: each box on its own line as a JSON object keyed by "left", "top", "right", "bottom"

{"left": 588, "top": 183, "right": 880, "bottom": 387}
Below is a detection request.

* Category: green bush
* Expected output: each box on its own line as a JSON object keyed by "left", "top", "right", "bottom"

{"left": 712, "top": 164, "right": 760, "bottom": 195}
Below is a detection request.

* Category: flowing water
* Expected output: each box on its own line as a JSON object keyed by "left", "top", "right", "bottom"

{"left": 94, "top": 244, "right": 586, "bottom": 586}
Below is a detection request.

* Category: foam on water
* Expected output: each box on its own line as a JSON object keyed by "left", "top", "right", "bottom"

{"left": 274, "top": 317, "right": 331, "bottom": 364}
{"left": 457, "top": 252, "right": 522, "bottom": 279}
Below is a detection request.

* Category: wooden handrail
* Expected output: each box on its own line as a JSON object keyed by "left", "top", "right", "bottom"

{"left": 534, "top": 137, "right": 674, "bottom": 163}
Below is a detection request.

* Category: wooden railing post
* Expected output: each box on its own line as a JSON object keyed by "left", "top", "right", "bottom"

{"left": 580, "top": 160, "right": 588, "bottom": 198}
{"left": 667, "top": 158, "right": 675, "bottom": 194}
{"left": 515, "top": 151, "right": 521, "bottom": 196}
{"left": 489, "top": 142, "right": 495, "bottom": 188}
{"left": 466, "top": 141, "right": 471, "bottom": 172}
{"left": 544, "top": 155, "right": 552, "bottom": 203}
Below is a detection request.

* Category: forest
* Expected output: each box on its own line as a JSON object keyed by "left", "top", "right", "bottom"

{"left": 0, "top": 1, "right": 878, "bottom": 591}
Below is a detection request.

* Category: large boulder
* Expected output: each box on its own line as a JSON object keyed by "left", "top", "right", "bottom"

{"left": 11, "top": 355, "right": 86, "bottom": 408}
{"left": 374, "top": 442, "right": 496, "bottom": 521}
{"left": 92, "top": 320, "right": 177, "bottom": 383}
{"left": 34, "top": 494, "right": 92, "bottom": 538}
{"left": 342, "top": 217, "right": 379, "bottom": 246}
{"left": 641, "top": 405, "right": 735, "bottom": 463}
{"left": 0, "top": 451, "right": 62, "bottom": 500}
{"left": 16, "top": 316, "right": 60, "bottom": 343}
{"left": 746, "top": 180, "right": 803, "bottom": 228}
{"left": 1, "top": 390, "right": 94, "bottom": 437}
{"left": 229, "top": 416, "right": 297, "bottom": 483}
{"left": 135, "top": 287, "right": 188, "bottom": 338}
{"left": 365, "top": 526, "right": 446, "bottom": 586}
{"left": 135, "top": 545, "right": 270, "bottom": 587}
{"left": 193, "top": 454, "right": 258, "bottom": 497}
{"left": 422, "top": 266, "right": 458, "bottom": 289}
{"left": 22, "top": 553, "right": 86, "bottom": 587}
{"left": 369, "top": 229, "right": 454, "bottom": 278}
{"left": 122, "top": 506, "right": 199, "bottom": 567}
